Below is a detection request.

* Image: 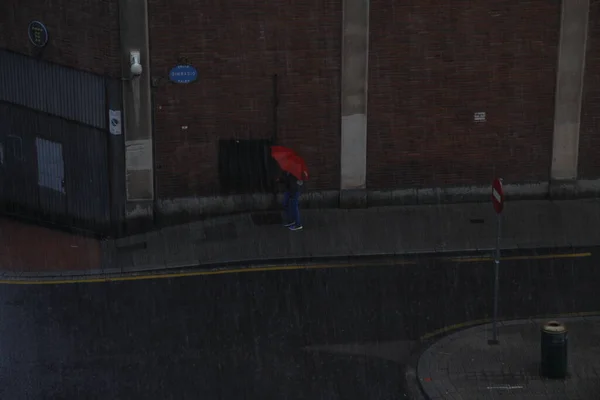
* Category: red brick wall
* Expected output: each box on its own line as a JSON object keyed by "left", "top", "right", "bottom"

{"left": 149, "top": 0, "right": 341, "bottom": 198}
{"left": 0, "top": 0, "right": 120, "bottom": 77}
{"left": 579, "top": 3, "right": 600, "bottom": 179}
{"left": 367, "top": 1, "right": 560, "bottom": 190}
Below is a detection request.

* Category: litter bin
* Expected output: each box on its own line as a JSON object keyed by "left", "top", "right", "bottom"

{"left": 540, "top": 321, "right": 568, "bottom": 379}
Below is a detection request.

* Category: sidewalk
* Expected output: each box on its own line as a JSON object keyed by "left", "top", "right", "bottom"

{"left": 417, "top": 316, "right": 600, "bottom": 399}
{"left": 103, "top": 198, "right": 600, "bottom": 275}
{"left": 0, "top": 217, "right": 101, "bottom": 274}
{"left": 2, "top": 198, "right": 600, "bottom": 277}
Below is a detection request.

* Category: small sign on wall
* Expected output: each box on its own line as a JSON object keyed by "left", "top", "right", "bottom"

{"left": 474, "top": 112, "right": 486, "bottom": 122}
{"left": 109, "top": 110, "right": 122, "bottom": 135}
{"left": 169, "top": 65, "right": 198, "bottom": 84}
{"left": 28, "top": 21, "right": 49, "bottom": 47}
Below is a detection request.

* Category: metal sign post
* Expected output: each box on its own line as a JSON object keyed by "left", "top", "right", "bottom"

{"left": 490, "top": 178, "right": 504, "bottom": 345}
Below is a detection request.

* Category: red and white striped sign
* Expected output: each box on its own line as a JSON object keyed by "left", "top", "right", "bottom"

{"left": 492, "top": 178, "right": 504, "bottom": 214}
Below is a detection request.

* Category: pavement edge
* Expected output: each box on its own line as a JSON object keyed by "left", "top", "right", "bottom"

{"left": 0, "top": 245, "right": 592, "bottom": 284}
{"left": 415, "top": 312, "right": 600, "bottom": 400}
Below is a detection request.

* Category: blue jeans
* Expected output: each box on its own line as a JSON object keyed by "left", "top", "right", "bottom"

{"left": 283, "top": 192, "right": 301, "bottom": 225}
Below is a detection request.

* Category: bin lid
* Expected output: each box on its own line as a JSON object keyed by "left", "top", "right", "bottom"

{"left": 542, "top": 321, "right": 567, "bottom": 333}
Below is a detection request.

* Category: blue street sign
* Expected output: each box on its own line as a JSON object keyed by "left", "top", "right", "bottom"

{"left": 169, "top": 65, "right": 198, "bottom": 84}
{"left": 28, "top": 21, "right": 49, "bottom": 47}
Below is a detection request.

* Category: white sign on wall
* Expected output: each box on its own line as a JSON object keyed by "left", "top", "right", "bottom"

{"left": 36, "top": 137, "right": 65, "bottom": 194}
{"left": 474, "top": 112, "right": 486, "bottom": 122}
{"left": 109, "top": 110, "right": 122, "bottom": 135}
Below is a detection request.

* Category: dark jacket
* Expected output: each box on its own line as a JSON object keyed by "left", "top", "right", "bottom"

{"left": 280, "top": 172, "right": 303, "bottom": 194}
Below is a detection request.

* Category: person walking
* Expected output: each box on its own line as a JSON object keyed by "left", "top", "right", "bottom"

{"left": 270, "top": 145, "right": 309, "bottom": 231}
{"left": 280, "top": 171, "right": 305, "bottom": 231}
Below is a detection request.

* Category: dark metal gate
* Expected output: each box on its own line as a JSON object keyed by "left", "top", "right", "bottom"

{"left": 0, "top": 49, "right": 112, "bottom": 234}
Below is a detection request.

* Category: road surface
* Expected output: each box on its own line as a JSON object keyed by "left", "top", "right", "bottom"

{"left": 0, "top": 247, "right": 597, "bottom": 399}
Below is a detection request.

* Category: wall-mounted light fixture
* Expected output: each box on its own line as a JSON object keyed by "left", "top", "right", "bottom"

{"left": 130, "top": 50, "right": 142, "bottom": 76}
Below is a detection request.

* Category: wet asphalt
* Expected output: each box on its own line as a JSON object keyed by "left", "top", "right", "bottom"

{"left": 1, "top": 247, "right": 599, "bottom": 399}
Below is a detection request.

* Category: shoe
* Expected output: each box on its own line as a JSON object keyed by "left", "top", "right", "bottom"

{"left": 288, "top": 224, "right": 303, "bottom": 231}
{"left": 284, "top": 222, "right": 295, "bottom": 227}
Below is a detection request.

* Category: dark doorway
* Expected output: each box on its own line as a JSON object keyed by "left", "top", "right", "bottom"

{"left": 218, "top": 139, "right": 278, "bottom": 195}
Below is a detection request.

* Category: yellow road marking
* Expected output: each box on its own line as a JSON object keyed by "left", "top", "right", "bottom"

{"left": 446, "top": 252, "right": 591, "bottom": 263}
{"left": 419, "top": 311, "right": 600, "bottom": 341}
{"left": 420, "top": 319, "right": 490, "bottom": 341}
{"left": 0, "top": 251, "right": 592, "bottom": 285}
{"left": 0, "top": 259, "right": 417, "bottom": 285}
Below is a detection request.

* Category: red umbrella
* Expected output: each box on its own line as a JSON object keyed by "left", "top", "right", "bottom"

{"left": 271, "top": 146, "right": 309, "bottom": 180}
{"left": 271, "top": 146, "right": 297, "bottom": 159}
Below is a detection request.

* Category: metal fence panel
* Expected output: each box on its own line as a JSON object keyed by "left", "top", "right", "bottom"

{"left": 0, "top": 102, "right": 111, "bottom": 233}
{"left": 35, "top": 136, "right": 67, "bottom": 217}
{"left": 62, "top": 118, "right": 111, "bottom": 229}
{"left": 0, "top": 108, "right": 39, "bottom": 212}
{"left": 0, "top": 49, "right": 106, "bottom": 129}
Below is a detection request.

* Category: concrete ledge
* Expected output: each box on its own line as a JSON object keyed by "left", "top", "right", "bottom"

{"left": 339, "top": 189, "right": 368, "bottom": 208}
{"left": 124, "top": 201, "right": 155, "bottom": 235}
{"left": 119, "top": 180, "right": 600, "bottom": 234}
{"left": 369, "top": 181, "right": 552, "bottom": 204}
{"left": 550, "top": 179, "right": 600, "bottom": 200}
{"left": 549, "top": 179, "right": 578, "bottom": 199}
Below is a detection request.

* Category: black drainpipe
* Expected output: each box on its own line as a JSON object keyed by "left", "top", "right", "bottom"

{"left": 269, "top": 74, "right": 280, "bottom": 209}
{"left": 272, "top": 73, "right": 279, "bottom": 144}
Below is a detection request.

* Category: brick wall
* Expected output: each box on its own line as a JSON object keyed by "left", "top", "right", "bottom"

{"left": 579, "top": 2, "right": 600, "bottom": 179}
{"left": 0, "top": 0, "right": 121, "bottom": 77}
{"left": 149, "top": 0, "right": 341, "bottom": 198}
{"left": 367, "top": 1, "right": 560, "bottom": 190}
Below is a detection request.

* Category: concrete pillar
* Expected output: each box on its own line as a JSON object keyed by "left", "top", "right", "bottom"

{"left": 551, "top": 0, "right": 590, "bottom": 181}
{"left": 118, "top": 0, "right": 154, "bottom": 228}
{"left": 339, "top": 0, "right": 369, "bottom": 208}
